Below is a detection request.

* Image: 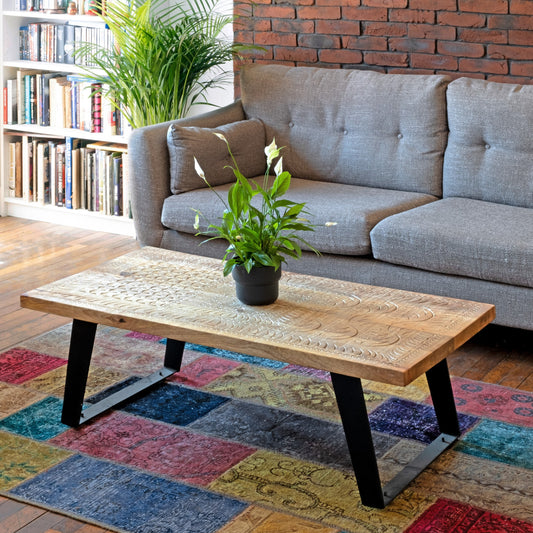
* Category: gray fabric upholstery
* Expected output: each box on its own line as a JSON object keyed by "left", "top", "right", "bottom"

{"left": 240, "top": 64, "right": 450, "bottom": 196}
{"left": 161, "top": 177, "right": 437, "bottom": 256}
{"left": 371, "top": 197, "right": 533, "bottom": 288}
{"left": 167, "top": 118, "right": 266, "bottom": 194}
{"left": 129, "top": 101, "right": 245, "bottom": 248}
{"left": 444, "top": 77, "right": 533, "bottom": 208}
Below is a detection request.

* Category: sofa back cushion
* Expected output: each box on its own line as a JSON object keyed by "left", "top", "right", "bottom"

{"left": 444, "top": 77, "right": 533, "bottom": 209}
{"left": 167, "top": 118, "right": 266, "bottom": 194}
{"left": 240, "top": 64, "right": 450, "bottom": 196}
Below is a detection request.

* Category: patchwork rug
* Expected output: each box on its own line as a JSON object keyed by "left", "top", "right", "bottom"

{"left": 0, "top": 324, "right": 532, "bottom": 533}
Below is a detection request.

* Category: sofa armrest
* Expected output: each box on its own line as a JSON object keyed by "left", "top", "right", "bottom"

{"left": 128, "top": 100, "right": 245, "bottom": 247}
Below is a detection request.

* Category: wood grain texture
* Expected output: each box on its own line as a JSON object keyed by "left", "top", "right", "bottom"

{"left": 21, "top": 247, "right": 495, "bottom": 386}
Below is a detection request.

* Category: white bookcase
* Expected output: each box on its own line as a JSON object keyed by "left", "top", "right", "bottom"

{"left": 1, "top": 6, "right": 135, "bottom": 236}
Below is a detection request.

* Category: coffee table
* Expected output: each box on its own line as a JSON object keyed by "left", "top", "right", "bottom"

{"left": 20, "top": 247, "right": 495, "bottom": 508}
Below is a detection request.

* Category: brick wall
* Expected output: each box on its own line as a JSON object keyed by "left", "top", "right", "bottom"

{"left": 233, "top": 0, "right": 533, "bottom": 91}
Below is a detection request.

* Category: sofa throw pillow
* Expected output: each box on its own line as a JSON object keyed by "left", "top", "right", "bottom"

{"left": 167, "top": 118, "right": 266, "bottom": 194}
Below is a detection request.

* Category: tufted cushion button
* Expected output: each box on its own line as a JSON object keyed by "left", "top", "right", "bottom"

{"left": 343, "top": 130, "right": 348, "bottom": 135}
{"left": 397, "top": 133, "right": 403, "bottom": 139}
{"left": 485, "top": 144, "right": 490, "bottom": 150}
{"left": 288, "top": 122, "right": 294, "bottom": 128}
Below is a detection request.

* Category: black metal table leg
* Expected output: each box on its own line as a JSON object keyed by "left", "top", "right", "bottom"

{"left": 61, "top": 319, "right": 97, "bottom": 426}
{"left": 330, "top": 372, "right": 385, "bottom": 508}
{"left": 426, "top": 358, "right": 461, "bottom": 437}
{"left": 331, "top": 358, "right": 460, "bottom": 508}
{"left": 61, "top": 319, "right": 185, "bottom": 427}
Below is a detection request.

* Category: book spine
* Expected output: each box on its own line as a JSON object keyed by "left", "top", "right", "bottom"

{"left": 8, "top": 142, "right": 17, "bottom": 198}
{"left": 3, "top": 88, "right": 7, "bottom": 125}
{"left": 24, "top": 74, "right": 31, "bottom": 124}
{"left": 22, "top": 136, "right": 31, "bottom": 202}
{"left": 65, "top": 137, "right": 73, "bottom": 209}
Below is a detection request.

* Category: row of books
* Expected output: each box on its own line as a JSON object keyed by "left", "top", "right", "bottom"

{"left": 14, "top": 0, "right": 102, "bottom": 16}
{"left": 7, "top": 134, "right": 131, "bottom": 217}
{"left": 3, "top": 69, "right": 131, "bottom": 137}
{"left": 19, "top": 22, "right": 113, "bottom": 66}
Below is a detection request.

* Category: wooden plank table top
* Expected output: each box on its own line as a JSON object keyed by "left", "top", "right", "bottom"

{"left": 20, "top": 247, "right": 495, "bottom": 386}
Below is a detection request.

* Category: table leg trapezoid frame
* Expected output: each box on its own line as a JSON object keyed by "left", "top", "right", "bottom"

{"left": 61, "top": 319, "right": 185, "bottom": 427}
{"left": 330, "top": 359, "right": 460, "bottom": 508}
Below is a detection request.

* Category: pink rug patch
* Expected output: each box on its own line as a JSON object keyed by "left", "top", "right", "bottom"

{"left": 51, "top": 411, "right": 255, "bottom": 486}
{"left": 405, "top": 498, "right": 533, "bottom": 532}
{"left": 445, "top": 377, "right": 533, "bottom": 428}
{"left": 169, "top": 355, "right": 241, "bottom": 387}
{"left": 0, "top": 348, "right": 66, "bottom": 384}
{"left": 125, "top": 331, "right": 163, "bottom": 342}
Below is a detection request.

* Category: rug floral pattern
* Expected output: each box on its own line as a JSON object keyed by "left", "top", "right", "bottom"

{"left": 0, "top": 325, "right": 532, "bottom": 533}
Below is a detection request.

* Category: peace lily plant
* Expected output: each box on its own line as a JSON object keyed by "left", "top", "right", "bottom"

{"left": 193, "top": 135, "right": 331, "bottom": 277}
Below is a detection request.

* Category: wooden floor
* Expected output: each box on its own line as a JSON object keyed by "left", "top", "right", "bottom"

{"left": 0, "top": 216, "right": 532, "bottom": 532}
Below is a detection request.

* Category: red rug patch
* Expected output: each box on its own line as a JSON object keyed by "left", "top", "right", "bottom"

{"left": 169, "top": 354, "right": 241, "bottom": 387}
{"left": 449, "top": 377, "right": 533, "bottom": 428}
{"left": 0, "top": 348, "right": 66, "bottom": 384}
{"left": 51, "top": 411, "right": 256, "bottom": 486}
{"left": 405, "top": 498, "right": 533, "bottom": 532}
{"left": 125, "top": 331, "right": 163, "bottom": 342}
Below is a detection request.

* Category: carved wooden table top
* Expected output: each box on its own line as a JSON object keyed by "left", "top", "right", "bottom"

{"left": 21, "top": 247, "right": 495, "bottom": 386}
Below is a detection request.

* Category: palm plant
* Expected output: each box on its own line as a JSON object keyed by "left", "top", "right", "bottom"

{"left": 79, "top": 0, "right": 248, "bottom": 129}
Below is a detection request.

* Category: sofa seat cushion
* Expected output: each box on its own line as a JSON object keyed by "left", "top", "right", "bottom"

{"left": 161, "top": 178, "right": 437, "bottom": 256}
{"left": 371, "top": 197, "right": 533, "bottom": 288}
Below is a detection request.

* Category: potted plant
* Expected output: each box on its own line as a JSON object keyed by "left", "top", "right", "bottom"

{"left": 77, "top": 0, "right": 250, "bottom": 128}
{"left": 193, "top": 134, "right": 327, "bottom": 305}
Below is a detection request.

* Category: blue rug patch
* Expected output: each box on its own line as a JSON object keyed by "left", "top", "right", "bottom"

{"left": 10, "top": 454, "right": 247, "bottom": 533}
{"left": 0, "top": 397, "right": 68, "bottom": 441}
{"left": 456, "top": 418, "right": 533, "bottom": 469}
{"left": 120, "top": 382, "right": 229, "bottom": 426}
{"left": 369, "top": 397, "right": 478, "bottom": 444}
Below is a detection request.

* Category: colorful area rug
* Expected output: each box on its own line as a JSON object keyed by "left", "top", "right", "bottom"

{"left": 0, "top": 325, "right": 532, "bottom": 533}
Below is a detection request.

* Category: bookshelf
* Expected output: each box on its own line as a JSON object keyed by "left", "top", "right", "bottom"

{"left": 1, "top": 5, "right": 135, "bottom": 236}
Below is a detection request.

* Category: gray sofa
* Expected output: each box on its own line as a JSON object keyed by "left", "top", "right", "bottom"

{"left": 129, "top": 64, "right": 533, "bottom": 331}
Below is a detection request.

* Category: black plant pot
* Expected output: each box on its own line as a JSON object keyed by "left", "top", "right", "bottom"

{"left": 232, "top": 265, "right": 282, "bottom": 306}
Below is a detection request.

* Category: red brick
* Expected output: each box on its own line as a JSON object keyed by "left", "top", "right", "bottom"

{"left": 508, "top": 30, "right": 533, "bottom": 45}
{"left": 389, "top": 67, "right": 434, "bottom": 74}
{"left": 510, "top": 61, "right": 533, "bottom": 76}
{"left": 298, "top": 34, "right": 341, "bottom": 48}
{"left": 488, "top": 15, "right": 533, "bottom": 29}
{"left": 511, "top": 0, "right": 533, "bottom": 15}
{"left": 254, "top": 32, "right": 297, "bottom": 46}
{"left": 275, "top": 47, "right": 318, "bottom": 62}
{"left": 489, "top": 44, "right": 533, "bottom": 60}
{"left": 409, "top": 24, "right": 456, "bottom": 40}
{"left": 298, "top": 6, "right": 341, "bottom": 19}
{"left": 437, "top": 12, "right": 486, "bottom": 28}
{"left": 459, "top": 57, "right": 508, "bottom": 73}
{"left": 459, "top": 0, "right": 508, "bottom": 13}
{"left": 272, "top": 19, "right": 314, "bottom": 33}
{"left": 281, "top": 0, "right": 314, "bottom": 5}
{"left": 343, "top": 6, "right": 387, "bottom": 21}
{"left": 343, "top": 35, "right": 388, "bottom": 49}
{"left": 409, "top": 0, "right": 457, "bottom": 9}
{"left": 234, "top": 31, "right": 254, "bottom": 43}
{"left": 438, "top": 41, "right": 485, "bottom": 57}
{"left": 363, "top": 21, "right": 408, "bottom": 36}
{"left": 362, "top": 0, "right": 407, "bottom": 6}
{"left": 234, "top": 18, "right": 271, "bottom": 31}
{"left": 411, "top": 53, "right": 458, "bottom": 70}
{"left": 253, "top": 5, "right": 295, "bottom": 18}
{"left": 316, "top": 20, "right": 360, "bottom": 34}
{"left": 389, "top": 37, "right": 436, "bottom": 53}
{"left": 458, "top": 28, "right": 508, "bottom": 43}
{"left": 437, "top": 71, "right": 485, "bottom": 80}
{"left": 234, "top": 2, "right": 253, "bottom": 17}
{"left": 489, "top": 74, "right": 533, "bottom": 84}
{"left": 318, "top": 0, "right": 359, "bottom": 5}
{"left": 390, "top": 9, "right": 434, "bottom": 24}
{"left": 319, "top": 49, "right": 363, "bottom": 63}
{"left": 364, "top": 51, "right": 409, "bottom": 66}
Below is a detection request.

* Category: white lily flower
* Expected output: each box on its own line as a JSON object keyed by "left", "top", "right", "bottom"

{"left": 194, "top": 157, "right": 206, "bottom": 181}
{"left": 193, "top": 212, "right": 200, "bottom": 230}
{"left": 274, "top": 156, "right": 283, "bottom": 176}
{"left": 265, "top": 138, "right": 280, "bottom": 166}
{"left": 213, "top": 132, "right": 227, "bottom": 142}
{"left": 325, "top": 221, "right": 338, "bottom": 227}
